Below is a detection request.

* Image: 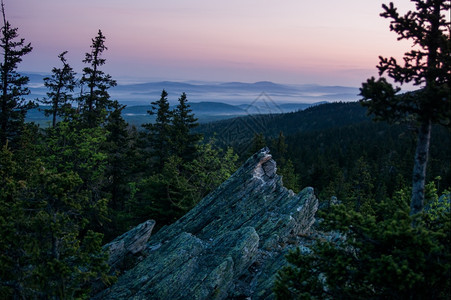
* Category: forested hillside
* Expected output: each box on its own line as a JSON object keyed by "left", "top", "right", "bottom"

{"left": 197, "top": 101, "right": 450, "bottom": 202}
{"left": 197, "top": 101, "right": 370, "bottom": 140}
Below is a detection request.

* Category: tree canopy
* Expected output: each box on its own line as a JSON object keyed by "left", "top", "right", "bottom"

{"left": 40, "top": 51, "right": 77, "bottom": 127}
{"left": 0, "top": 1, "right": 33, "bottom": 145}
{"left": 79, "top": 30, "right": 117, "bottom": 128}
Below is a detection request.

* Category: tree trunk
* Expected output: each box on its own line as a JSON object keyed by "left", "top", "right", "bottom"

{"left": 1, "top": 44, "right": 9, "bottom": 145}
{"left": 52, "top": 89, "right": 60, "bottom": 128}
{"left": 410, "top": 119, "right": 431, "bottom": 215}
{"left": 1, "top": 84, "right": 7, "bottom": 145}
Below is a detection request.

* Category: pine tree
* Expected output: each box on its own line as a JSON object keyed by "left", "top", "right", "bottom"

{"left": 0, "top": 1, "right": 33, "bottom": 145}
{"left": 79, "top": 30, "right": 116, "bottom": 128}
{"left": 360, "top": 0, "right": 451, "bottom": 215}
{"left": 278, "top": 159, "right": 300, "bottom": 193}
{"left": 171, "top": 92, "right": 201, "bottom": 162}
{"left": 143, "top": 89, "right": 172, "bottom": 171}
{"left": 40, "top": 51, "right": 77, "bottom": 127}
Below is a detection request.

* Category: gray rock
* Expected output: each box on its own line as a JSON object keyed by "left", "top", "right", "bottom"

{"left": 96, "top": 147, "right": 318, "bottom": 299}
{"left": 103, "top": 219, "right": 156, "bottom": 271}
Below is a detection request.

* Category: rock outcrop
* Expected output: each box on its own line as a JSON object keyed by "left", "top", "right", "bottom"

{"left": 103, "top": 219, "right": 156, "bottom": 271}
{"left": 97, "top": 147, "right": 319, "bottom": 299}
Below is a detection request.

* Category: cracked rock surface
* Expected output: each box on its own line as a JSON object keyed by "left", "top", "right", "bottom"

{"left": 96, "top": 147, "right": 318, "bottom": 299}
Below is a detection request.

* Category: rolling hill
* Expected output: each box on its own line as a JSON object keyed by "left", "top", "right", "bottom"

{"left": 23, "top": 74, "right": 360, "bottom": 106}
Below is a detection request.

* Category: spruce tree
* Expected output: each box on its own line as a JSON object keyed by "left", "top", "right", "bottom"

{"left": 248, "top": 132, "right": 266, "bottom": 156}
{"left": 40, "top": 51, "right": 77, "bottom": 127}
{"left": 278, "top": 159, "right": 300, "bottom": 193}
{"left": 273, "top": 131, "right": 287, "bottom": 165}
{"left": 79, "top": 30, "right": 116, "bottom": 128}
{"left": 271, "top": 132, "right": 300, "bottom": 192}
{"left": 134, "top": 155, "right": 196, "bottom": 225}
{"left": 0, "top": 1, "right": 33, "bottom": 145}
{"left": 143, "top": 89, "right": 172, "bottom": 171}
{"left": 360, "top": 0, "right": 450, "bottom": 215}
{"left": 171, "top": 92, "right": 201, "bottom": 162}
{"left": 104, "top": 100, "right": 130, "bottom": 211}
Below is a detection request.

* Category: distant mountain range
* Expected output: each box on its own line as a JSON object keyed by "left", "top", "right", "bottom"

{"left": 23, "top": 73, "right": 360, "bottom": 126}
{"left": 23, "top": 73, "right": 360, "bottom": 106}
{"left": 27, "top": 100, "right": 328, "bottom": 126}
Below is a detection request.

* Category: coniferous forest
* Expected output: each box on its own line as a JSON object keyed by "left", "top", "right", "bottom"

{"left": 1, "top": 0, "right": 450, "bottom": 299}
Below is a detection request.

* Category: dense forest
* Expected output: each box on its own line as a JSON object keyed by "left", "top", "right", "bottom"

{"left": 0, "top": 0, "right": 450, "bottom": 299}
{"left": 198, "top": 102, "right": 450, "bottom": 202}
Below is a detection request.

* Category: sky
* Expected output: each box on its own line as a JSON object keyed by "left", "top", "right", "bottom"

{"left": 6, "top": 0, "right": 420, "bottom": 87}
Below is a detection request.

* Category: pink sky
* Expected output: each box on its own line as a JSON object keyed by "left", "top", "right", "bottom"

{"left": 6, "top": 0, "right": 419, "bottom": 86}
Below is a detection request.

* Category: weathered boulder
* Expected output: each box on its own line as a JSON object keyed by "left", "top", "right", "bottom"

{"left": 97, "top": 147, "right": 318, "bottom": 299}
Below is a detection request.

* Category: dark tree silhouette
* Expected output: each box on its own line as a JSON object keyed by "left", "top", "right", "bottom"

{"left": 143, "top": 89, "right": 172, "bottom": 171}
{"left": 360, "top": 0, "right": 450, "bottom": 215}
{"left": 40, "top": 51, "right": 77, "bottom": 127}
{"left": 0, "top": 1, "right": 33, "bottom": 145}
{"left": 79, "top": 30, "right": 116, "bottom": 128}
{"left": 171, "top": 92, "right": 201, "bottom": 162}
